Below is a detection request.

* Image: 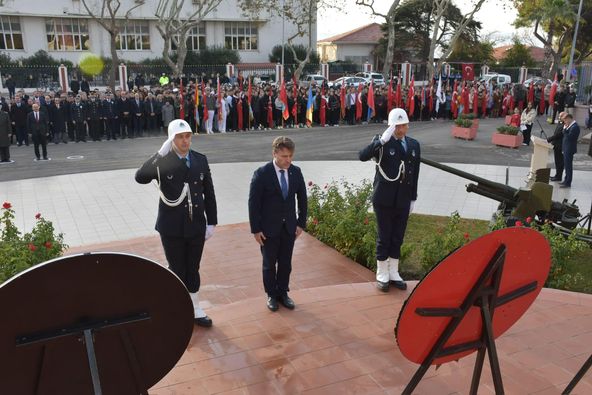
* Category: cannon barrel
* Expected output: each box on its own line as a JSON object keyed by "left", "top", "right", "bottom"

{"left": 420, "top": 158, "right": 518, "bottom": 196}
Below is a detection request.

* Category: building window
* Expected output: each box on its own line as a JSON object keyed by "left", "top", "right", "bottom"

{"left": 46, "top": 18, "right": 89, "bottom": 51}
{"left": 224, "top": 22, "right": 257, "bottom": 51}
{"left": 171, "top": 23, "right": 205, "bottom": 51}
{"left": 0, "top": 16, "right": 23, "bottom": 50}
{"left": 116, "top": 20, "right": 150, "bottom": 50}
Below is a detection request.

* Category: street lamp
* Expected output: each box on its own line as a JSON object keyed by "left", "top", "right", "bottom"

{"left": 566, "top": 0, "right": 584, "bottom": 83}
{"left": 281, "top": 0, "right": 285, "bottom": 82}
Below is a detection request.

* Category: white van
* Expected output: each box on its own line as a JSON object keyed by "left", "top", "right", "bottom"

{"left": 481, "top": 73, "right": 512, "bottom": 85}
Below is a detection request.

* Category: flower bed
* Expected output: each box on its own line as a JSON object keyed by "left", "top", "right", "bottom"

{"left": 492, "top": 125, "right": 522, "bottom": 148}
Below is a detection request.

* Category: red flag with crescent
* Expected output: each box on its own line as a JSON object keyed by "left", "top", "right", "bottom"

{"left": 462, "top": 64, "right": 475, "bottom": 81}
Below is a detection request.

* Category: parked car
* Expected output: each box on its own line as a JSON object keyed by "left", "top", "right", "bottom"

{"left": 328, "top": 76, "right": 367, "bottom": 88}
{"left": 480, "top": 73, "right": 512, "bottom": 85}
{"left": 355, "top": 72, "right": 386, "bottom": 86}
{"left": 299, "top": 74, "right": 327, "bottom": 88}
{"left": 523, "top": 77, "right": 553, "bottom": 88}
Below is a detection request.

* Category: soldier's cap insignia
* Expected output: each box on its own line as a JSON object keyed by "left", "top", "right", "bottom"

{"left": 398, "top": 115, "right": 403, "bottom": 120}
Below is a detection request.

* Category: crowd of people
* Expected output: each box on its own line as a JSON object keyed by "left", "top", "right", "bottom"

{"left": 0, "top": 71, "right": 589, "bottom": 164}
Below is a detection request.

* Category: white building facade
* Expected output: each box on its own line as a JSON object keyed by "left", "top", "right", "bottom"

{"left": 0, "top": 0, "right": 315, "bottom": 64}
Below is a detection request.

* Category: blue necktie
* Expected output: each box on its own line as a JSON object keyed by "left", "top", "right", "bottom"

{"left": 280, "top": 169, "right": 288, "bottom": 199}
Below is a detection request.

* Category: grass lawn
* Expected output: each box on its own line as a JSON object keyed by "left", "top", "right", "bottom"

{"left": 400, "top": 213, "right": 592, "bottom": 294}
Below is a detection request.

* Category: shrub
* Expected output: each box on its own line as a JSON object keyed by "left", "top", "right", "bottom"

{"left": 496, "top": 125, "right": 520, "bottom": 135}
{"left": 457, "top": 113, "right": 476, "bottom": 120}
{"left": 1, "top": 202, "right": 68, "bottom": 284}
{"left": 454, "top": 117, "right": 473, "bottom": 128}
{"left": 306, "top": 180, "right": 377, "bottom": 271}
{"left": 419, "top": 211, "right": 470, "bottom": 273}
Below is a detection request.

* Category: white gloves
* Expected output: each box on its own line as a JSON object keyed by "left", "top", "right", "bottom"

{"left": 205, "top": 225, "right": 215, "bottom": 240}
{"left": 380, "top": 124, "right": 396, "bottom": 144}
{"left": 158, "top": 139, "right": 172, "bottom": 157}
{"left": 409, "top": 200, "right": 416, "bottom": 214}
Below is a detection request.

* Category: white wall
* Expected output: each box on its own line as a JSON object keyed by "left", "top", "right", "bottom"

{"left": 336, "top": 44, "right": 374, "bottom": 63}
{"left": 0, "top": 0, "right": 314, "bottom": 64}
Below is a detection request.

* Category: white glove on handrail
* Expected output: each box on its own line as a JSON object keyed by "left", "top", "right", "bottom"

{"left": 205, "top": 225, "right": 215, "bottom": 240}
{"left": 380, "top": 124, "right": 396, "bottom": 145}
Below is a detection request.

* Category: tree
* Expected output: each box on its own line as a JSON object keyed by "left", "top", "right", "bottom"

{"left": 447, "top": 37, "right": 495, "bottom": 64}
{"left": 513, "top": 0, "right": 576, "bottom": 78}
{"left": 155, "top": 0, "right": 223, "bottom": 78}
{"left": 356, "top": 0, "right": 401, "bottom": 77}
{"left": 499, "top": 38, "right": 536, "bottom": 67}
{"left": 239, "top": 0, "right": 328, "bottom": 81}
{"left": 81, "top": 0, "right": 145, "bottom": 91}
{"left": 269, "top": 44, "right": 321, "bottom": 76}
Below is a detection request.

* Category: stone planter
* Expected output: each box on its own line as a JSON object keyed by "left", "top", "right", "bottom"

{"left": 492, "top": 132, "right": 522, "bottom": 148}
{"left": 471, "top": 119, "right": 479, "bottom": 134}
{"left": 451, "top": 125, "right": 476, "bottom": 140}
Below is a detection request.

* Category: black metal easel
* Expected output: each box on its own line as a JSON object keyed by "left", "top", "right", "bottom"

{"left": 402, "top": 244, "right": 539, "bottom": 395}
{"left": 16, "top": 312, "right": 150, "bottom": 395}
{"left": 562, "top": 354, "right": 592, "bottom": 395}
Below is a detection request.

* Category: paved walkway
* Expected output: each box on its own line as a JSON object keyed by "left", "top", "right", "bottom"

{"left": 2, "top": 161, "right": 591, "bottom": 247}
{"left": 67, "top": 224, "right": 592, "bottom": 395}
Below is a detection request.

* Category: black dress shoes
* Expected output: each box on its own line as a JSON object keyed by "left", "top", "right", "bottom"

{"left": 391, "top": 280, "right": 408, "bottom": 290}
{"left": 550, "top": 176, "right": 562, "bottom": 181}
{"left": 267, "top": 297, "right": 279, "bottom": 312}
{"left": 559, "top": 184, "right": 571, "bottom": 188}
{"left": 280, "top": 295, "right": 295, "bottom": 310}
{"left": 195, "top": 315, "right": 213, "bottom": 327}
{"left": 376, "top": 281, "right": 389, "bottom": 292}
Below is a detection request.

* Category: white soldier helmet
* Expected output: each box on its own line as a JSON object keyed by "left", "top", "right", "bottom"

{"left": 388, "top": 108, "right": 409, "bottom": 126}
{"left": 158, "top": 119, "right": 193, "bottom": 156}
{"left": 167, "top": 119, "right": 192, "bottom": 139}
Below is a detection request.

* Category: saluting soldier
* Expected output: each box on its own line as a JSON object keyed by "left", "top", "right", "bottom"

{"left": 359, "top": 108, "right": 420, "bottom": 292}
{"left": 135, "top": 119, "right": 218, "bottom": 327}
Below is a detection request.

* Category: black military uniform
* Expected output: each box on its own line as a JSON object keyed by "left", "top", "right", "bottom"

{"left": 102, "top": 97, "right": 119, "bottom": 140}
{"left": 70, "top": 100, "right": 87, "bottom": 142}
{"left": 135, "top": 146, "right": 217, "bottom": 325}
{"left": 86, "top": 98, "right": 102, "bottom": 141}
{"left": 547, "top": 121, "right": 564, "bottom": 181}
{"left": 359, "top": 124, "right": 420, "bottom": 291}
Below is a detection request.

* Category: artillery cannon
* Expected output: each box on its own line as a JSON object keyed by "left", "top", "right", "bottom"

{"left": 420, "top": 158, "right": 591, "bottom": 243}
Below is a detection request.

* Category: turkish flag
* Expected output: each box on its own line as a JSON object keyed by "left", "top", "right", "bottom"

{"left": 462, "top": 64, "right": 475, "bottom": 81}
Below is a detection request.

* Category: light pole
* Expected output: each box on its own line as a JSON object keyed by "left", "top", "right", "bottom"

{"left": 566, "top": 0, "right": 584, "bottom": 83}
{"left": 281, "top": 0, "right": 285, "bottom": 82}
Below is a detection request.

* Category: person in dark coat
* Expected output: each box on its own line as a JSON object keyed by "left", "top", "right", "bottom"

{"left": 131, "top": 92, "right": 144, "bottom": 137}
{"left": 80, "top": 79, "right": 90, "bottom": 95}
{"left": 70, "top": 76, "right": 80, "bottom": 95}
{"left": 135, "top": 119, "right": 218, "bottom": 327}
{"left": 546, "top": 111, "right": 566, "bottom": 181}
{"left": 248, "top": 137, "right": 307, "bottom": 312}
{"left": 118, "top": 92, "right": 132, "bottom": 138}
{"left": 5, "top": 74, "right": 16, "bottom": 99}
{"left": 49, "top": 97, "right": 68, "bottom": 144}
{"left": 0, "top": 108, "right": 12, "bottom": 162}
{"left": 9, "top": 95, "right": 29, "bottom": 146}
{"left": 359, "top": 108, "right": 420, "bottom": 292}
{"left": 86, "top": 93, "right": 102, "bottom": 141}
{"left": 70, "top": 95, "right": 87, "bottom": 142}
{"left": 27, "top": 103, "right": 50, "bottom": 160}
{"left": 559, "top": 113, "right": 580, "bottom": 188}
{"left": 102, "top": 93, "right": 119, "bottom": 140}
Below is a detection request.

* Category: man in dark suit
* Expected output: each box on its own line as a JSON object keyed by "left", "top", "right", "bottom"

{"left": 131, "top": 92, "right": 144, "bottom": 137}
{"left": 547, "top": 111, "right": 566, "bottom": 181}
{"left": 70, "top": 95, "right": 87, "bottom": 142}
{"left": 9, "top": 95, "right": 29, "bottom": 146}
{"left": 249, "top": 137, "right": 307, "bottom": 311}
{"left": 0, "top": 107, "right": 11, "bottom": 162}
{"left": 49, "top": 97, "right": 68, "bottom": 144}
{"left": 135, "top": 119, "right": 218, "bottom": 327}
{"left": 27, "top": 103, "right": 50, "bottom": 160}
{"left": 359, "top": 108, "right": 420, "bottom": 292}
{"left": 559, "top": 113, "right": 580, "bottom": 188}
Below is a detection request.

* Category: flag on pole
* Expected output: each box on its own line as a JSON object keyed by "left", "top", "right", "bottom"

{"left": 539, "top": 84, "right": 546, "bottom": 114}
{"left": 407, "top": 75, "right": 415, "bottom": 117}
{"left": 292, "top": 77, "right": 298, "bottom": 124}
{"left": 179, "top": 78, "right": 185, "bottom": 119}
{"left": 367, "top": 81, "right": 375, "bottom": 120}
{"left": 202, "top": 81, "right": 208, "bottom": 122}
{"left": 435, "top": 75, "right": 444, "bottom": 113}
{"left": 549, "top": 73, "right": 558, "bottom": 109}
{"left": 340, "top": 83, "right": 346, "bottom": 119}
{"left": 472, "top": 87, "right": 478, "bottom": 116}
{"left": 320, "top": 86, "right": 327, "bottom": 126}
{"left": 194, "top": 81, "right": 200, "bottom": 129}
{"left": 387, "top": 76, "right": 394, "bottom": 113}
{"left": 280, "top": 81, "right": 289, "bottom": 120}
{"left": 306, "top": 85, "right": 314, "bottom": 125}
{"left": 238, "top": 94, "right": 243, "bottom": 130}
{"left": 217, "top": 77, "right": 222, "bottom": 122}
{"left": 267, "top": 89, "right": 273, "bottom": 128}
{"left": 355, "top": 84, "right": 363, "bottom": 121}
{"left": 395, "top": 76, "right": 402, "bottom": 107}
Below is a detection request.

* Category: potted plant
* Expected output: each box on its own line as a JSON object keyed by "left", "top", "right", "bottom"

{"left": 451, "top": 117, "right": 476, "bottom": 140}
{"left": 492, "top": 125, "right": 522, "bottom": 148}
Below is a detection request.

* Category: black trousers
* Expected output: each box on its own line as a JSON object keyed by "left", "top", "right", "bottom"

{"left": 563, "top": 152, "right": 574, "bottom": 186}
{"left": 32, "top": 134, "right": 48, "bottom": 159}
{"left": 160, "top": 234, "right": 205, "bottom": 293}
{"left": 0, "top": 146, "right": 9, "bottom": 162}
{"left": 88, "top": 119, "right": 102, "bottom": 141}
{"left": 374, "top": 204, "right": 410, "bottom": 261}
{"left": 553, "top": 148, "right": 564, "bottom": 178}
{"left": 523, "top": 124, "right": 532, "bottom": 145}
{"left": 74, "top": 121, "right": 86, "bottom": 142}
{"left": 260, "top": 225, "right": 295, "bottom": 298}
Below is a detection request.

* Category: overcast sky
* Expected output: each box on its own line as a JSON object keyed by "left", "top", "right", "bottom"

{"left": 317, "top": 0, "right": 522, "bottom": 45}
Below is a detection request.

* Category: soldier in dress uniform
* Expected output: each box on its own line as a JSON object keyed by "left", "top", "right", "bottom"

{"left": 102, "top": 93, "right": 119, "bottom": 140}
{"left": 135, "top": 119, "right": 218, "bottom": 327}
{"left": 359, "top": 108, "right": 420, "bottom": 292}
{"left": 86, "top": 93, "right": 103, "bottom": 141}
{"left": 70, "top": 95, "right": 87, "bottom": 142}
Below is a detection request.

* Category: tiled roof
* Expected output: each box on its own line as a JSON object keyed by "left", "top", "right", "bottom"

{"left": 318, "top": 23, "right": 383, "bottom": 44}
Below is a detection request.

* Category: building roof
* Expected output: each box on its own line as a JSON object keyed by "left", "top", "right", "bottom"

{"left": 493, "top": 45, "right": 546, "bottom": 63}
{"left": 317, "top": 23, "right": 383, "bottom": 45}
